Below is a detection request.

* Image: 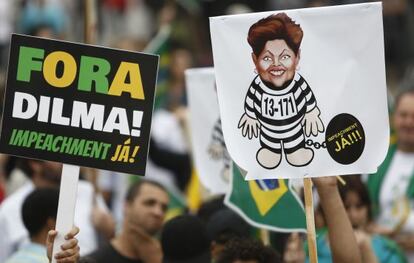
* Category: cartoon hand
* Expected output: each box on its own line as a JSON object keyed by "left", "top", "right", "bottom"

{"left": 238, "top": 113, "right": 260, "bottom": 139}
{"left": 302, "top": 107, "right": 324, "bottom": 137}
{"left": 208, "top": 143, "right": 224, "bottom": 160}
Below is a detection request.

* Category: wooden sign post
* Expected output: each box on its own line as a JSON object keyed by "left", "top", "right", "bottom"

{"left": 304, "top": 178, "right": 318, "bottom": 263}
{"left": 51, "top": 165, "right": 80, "bottom": 262}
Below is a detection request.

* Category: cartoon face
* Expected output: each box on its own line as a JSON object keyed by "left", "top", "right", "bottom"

{"left": 252, "top": 39, "right": 299, "bottom": 88}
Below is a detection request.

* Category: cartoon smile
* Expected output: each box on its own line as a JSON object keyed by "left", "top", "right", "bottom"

{"left": 268, "top": 66, "right": 285, "bottom": 77}
{"left": 270, "top": 70, "right": 284, "bottom": 76}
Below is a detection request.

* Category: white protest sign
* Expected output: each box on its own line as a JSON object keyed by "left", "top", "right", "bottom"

{"left": 210, "top": 3, "right": 389, "bottom": 179}
{"left": 186, "top": 68, "right": 229, "bottom": 193}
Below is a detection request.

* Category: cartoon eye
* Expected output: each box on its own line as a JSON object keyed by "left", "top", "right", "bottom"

{"left": 281, "top": 54, "right": 291, "bottom": 60}
{"left": 263, "top": 56, "right": 272, "bottom": 62}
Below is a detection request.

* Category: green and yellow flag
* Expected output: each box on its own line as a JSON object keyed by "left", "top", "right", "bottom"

{"left": 225, "top": 163, "right": 306, "bottom": 232}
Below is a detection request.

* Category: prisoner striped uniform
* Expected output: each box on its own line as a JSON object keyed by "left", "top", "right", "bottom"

{"left": 244, "top": 72, "right": 317, "bottom": 154}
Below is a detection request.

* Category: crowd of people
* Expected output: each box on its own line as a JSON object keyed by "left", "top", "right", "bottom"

{"left": 0, "top": 0, "right": 414, "bottom": 262}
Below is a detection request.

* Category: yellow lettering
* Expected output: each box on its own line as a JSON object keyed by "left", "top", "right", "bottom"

{"left": 335, "top": 140, "right": 341, "bottom": 152}
{"left": 108, "top": 62, "right": 144, "bottom": 100}
{"left": 43, "top": 51, "right": 77, "bottom": 88}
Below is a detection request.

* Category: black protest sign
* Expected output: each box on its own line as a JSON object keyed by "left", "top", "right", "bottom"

{"left": 0, "top": 34, "right": 159, "bottom": 175}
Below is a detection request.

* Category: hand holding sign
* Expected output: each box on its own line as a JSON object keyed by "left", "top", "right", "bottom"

{"left": 47, "top": 226, "right": 80, "bottom": 263}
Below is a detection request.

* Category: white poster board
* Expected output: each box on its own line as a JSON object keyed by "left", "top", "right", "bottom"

{"left": 186, "top": 68, "right": 229, "bottom": 193}
{"left": 210, "top": 3, "right": 389, "bottom": 179}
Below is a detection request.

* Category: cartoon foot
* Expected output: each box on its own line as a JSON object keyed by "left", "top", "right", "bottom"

{"left": 286, "top": 147, "right": 314, "bottom": 167}
{"left": 256, "top": 148, "right": 281, "bottom": 169}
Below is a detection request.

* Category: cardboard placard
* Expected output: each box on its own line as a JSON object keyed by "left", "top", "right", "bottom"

{"left": 210, "top": 3, "right": 389, "bottom": 179}
{"left": 0, "top": 34, "right": 158, "bottom": 175}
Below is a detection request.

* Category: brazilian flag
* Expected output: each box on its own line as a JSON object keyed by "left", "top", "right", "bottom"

{"left": 225, "top": 163, "right": 306, "bottom": 232}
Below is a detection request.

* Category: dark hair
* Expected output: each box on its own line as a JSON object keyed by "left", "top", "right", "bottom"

{"left": 197, "top": 195, "right": 225, "bottom": 223}
{"left": 161, "top": 214, "right": 211, "bottom": 263}
{"left": 248, "top": 13, "right": 303, "bottom": 56}
{"left": 22, "top": 188, "right": 59, "bottom": 237}
{"left": 394, "top": 88, "right": 414, "bottom": 111}
{"left": 216, "top": 237, "right": 281, "bottom": 263}
{"left": 206, "top": 208, "right": 251, "bottom": 244}
{"left": 338, "top": 175, "right": 373, "bottom": 221}
{"left": 125, "top": 179, "right": 167, "bottom": 203}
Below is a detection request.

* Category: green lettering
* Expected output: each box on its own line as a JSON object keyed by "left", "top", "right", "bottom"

{"left": 9, "top": 129, "right": 17, "bottom": 145}
{"left": 53, "top": 136, "right": 63, "bottom": 152}
{"left": 78, "top": 56, "right": 110, "bottom": 94}
{"left": 27, "top": 131, "right": 38, "bottom": 147}
{"left": 17, "top": 46, "right": 44, "bottom": 82}
{"left": 82, "top": 140, "right": 94, "bottom": 157}
{"left": 35, "top": 133, "right": 45, "bottom": 149}
{"left": 42, "top": 134, "right": 54, "bottom": 151}
{"left": 91, "top": 142, "right": 102, "bottom": 158}
{"left": 69, "top": 139, "right": 85, "bottom": 155}
{"left": 100, "top": 143, "right": 112, "bottom": 159}
{"left": 60, "top": 137, "right": 73, "bottom": 153}
{"left": 12, "top": 129, "right": 30, "bottom": 146}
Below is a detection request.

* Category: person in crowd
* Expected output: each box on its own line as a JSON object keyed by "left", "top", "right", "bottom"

{"left": 206, "top": 208, "right": 252, "bottom": 261}
{"left": 196, "top": 194, "right": 225, "bottom": 223}
{"left": 0, "top": 159, "right": 114, "bottom": 261}
{"left": 5, "top": 188, "right": 80, "bottom": 263}
{"left": 282, "top": 232, "right": 306, "bottom": 263}
{"left": 85, "top": 179, "right": 169, "bottom": 263}
{"left": 367, "top": 89, "right": 414, "bottom": 260}
{"left": 278, "top": 176, "right": 365, "bottom": 263}
{"left": 312, "top": 175, "right": 406, "bottom": 262}
{"left": 215, "top": 237, "right": 281, "bottom": 263}
{"left": 161, "top": 214, "right": 211, "bottom": 263}
{"left": 311, "top": 176, "right": 363, "bottom": 263}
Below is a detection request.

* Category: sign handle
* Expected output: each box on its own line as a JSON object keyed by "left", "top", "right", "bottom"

{"left": 260, "top": 229, "right": 270, "bottom": 245}
{"left": 51, "top": 164, "right": 80, "bottom": 263}
{"left": 304, "top": 178, "right": 318, "bottom": 263}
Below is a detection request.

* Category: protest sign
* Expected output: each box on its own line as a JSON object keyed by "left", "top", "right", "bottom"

{"left": 185, "top": 68, "right": 229, "bottom": 193}
{"left": 0, "top": 34, "right": 158, "bottom": 175}
{"left": 210, "top": 3, "right": 389, "bottom": 180}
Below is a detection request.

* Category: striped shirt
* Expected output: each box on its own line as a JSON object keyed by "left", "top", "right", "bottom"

{"left": 244, "top": 73, "right": 316, "bottom": 151}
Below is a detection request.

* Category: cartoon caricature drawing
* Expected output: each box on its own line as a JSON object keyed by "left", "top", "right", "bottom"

{"left": 238, "top": 13, "right": 325, "bottom": 169}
